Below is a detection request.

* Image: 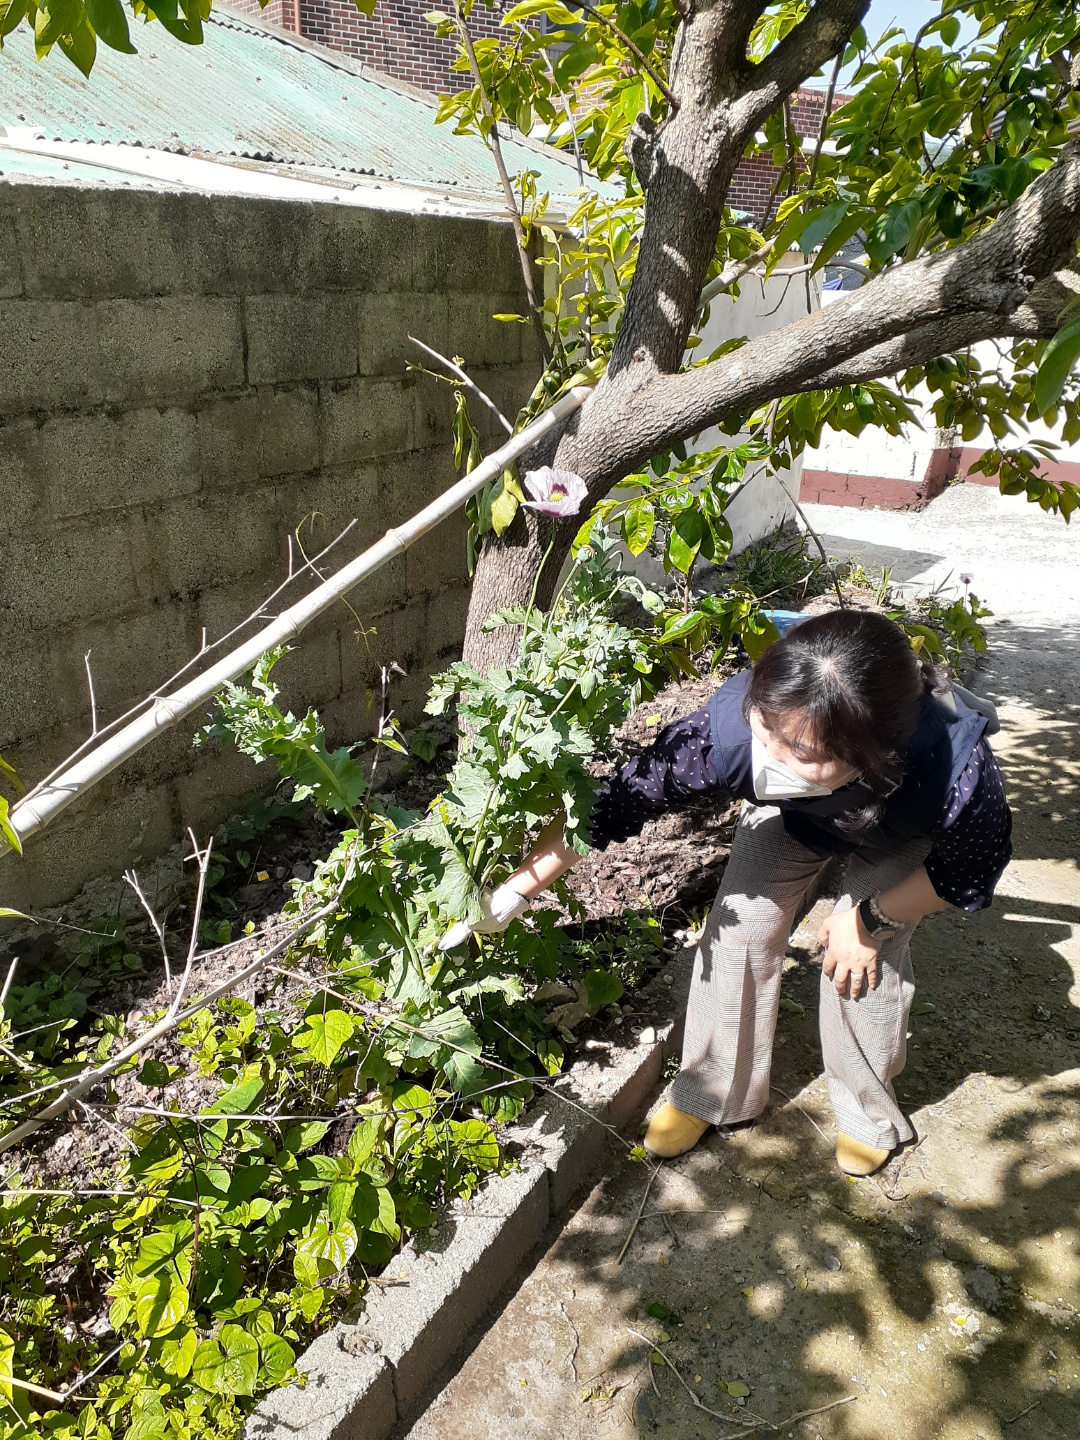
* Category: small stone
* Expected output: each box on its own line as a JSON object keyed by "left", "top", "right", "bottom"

{"left": 638, "top": 1027, "right": 657, "bottom": 1045}
{"left": 824, "top": 1254, "right": 841, "bottom": 1271}
{"left": 662, "top": 974, "right": 674, "bottom": 986}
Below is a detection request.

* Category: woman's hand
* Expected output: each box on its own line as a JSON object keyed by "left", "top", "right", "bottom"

{"left": 818, "top": 906, "right": 881, "bottom": 998}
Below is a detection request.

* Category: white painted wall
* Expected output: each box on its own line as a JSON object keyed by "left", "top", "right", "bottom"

{"left": 691, "top": 254, "right": 820, "bottom": 549}
{"left": 803, "top": 291, "right": 1080, "bottom": 483}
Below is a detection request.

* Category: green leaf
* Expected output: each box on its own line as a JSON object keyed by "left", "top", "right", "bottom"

{"left": 57, "top": 10, "right": 97, "bottom": 73}
{"left": 191, "top": 1326, "right": 259, "bottom": 1396}
{"left": 797, "top": 201, "right": 849, "bottom": 256}
{"left": 83, "top": 0, "right": 135, "bottom": 49}
{"left": 294, "top": 1009, "right": 355, "bottom": 1066}
{"left": 258, "top": 1331, "right": 296, "bottom": 1385}
{"left": 138, "top": 1058, "right": 174, "bottom": 1088}
{"left": 284, "top": 1120, "right": 330, "bottom": 1153}
{"left": 160, "top": 1327, "right": 198, "bottom": 1379}
{"left": 0, "top": 753, "right": 24, "bottom": 794}
{"left": 294, "top": 1217, "right": 357, "bottom": 1284}
{"left": 0, "top": 0, "right": 28, "bottom": 41}
{"left": 1034, "top": 313, "right": 1080, "bottom": 414}
{"left": 622, "top": 498, "right": 655, "bottom": 556}
{"left": 35, "top": 0, "right": 78, "bottom": 50}
{"left": 133, "top": 1274, "right": 189, "bottom": 1339}
{"left": 583, "top": 967, "right": 623, "bottom": 1008}
{"left": 490, "top": 473, "right": 524, "bottom": 537}
{"left": 450, "top": 1118, "right": 500, "bottom": 1170}
{"left": 666, "top": 508, "right": 703, "bottom": 573}
{"left": 206, "top": 1074, "right": 265, "bottom": 1116}
{"left": 740, "top": 615, "right": 780, "bottom": 662}
{"left": 865, "top": 199, "right": 922, "bottom": 266}
{"left": 0, "top": 797, "right": 23, "bottom": 857}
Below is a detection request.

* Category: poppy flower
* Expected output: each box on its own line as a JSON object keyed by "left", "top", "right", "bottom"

{"left": 521, "top": 466, "right": 589, "bottom": 517}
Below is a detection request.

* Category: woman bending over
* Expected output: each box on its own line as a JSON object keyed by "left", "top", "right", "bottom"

{"left": 444, "top": 609, "right": 1012, "bottom": 1177}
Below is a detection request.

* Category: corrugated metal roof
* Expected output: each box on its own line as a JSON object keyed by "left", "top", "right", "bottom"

{"left": 0, "top": 9, "right": 599, "bottom": 212}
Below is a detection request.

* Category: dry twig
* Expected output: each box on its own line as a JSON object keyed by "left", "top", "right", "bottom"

{"left": 628, "top": 1330, "right": 856, "bottom": 1436}
{"left": 409, "top": 336, "right": 513, "bottom": 435}
{"left": 616, "top": 1161, "right": 663, "bottom": 1264}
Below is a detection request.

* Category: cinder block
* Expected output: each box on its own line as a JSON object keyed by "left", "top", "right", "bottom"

{"left": 273, "top": 619, "right": 344, "bottom": 714}
{"left": 448, "top": 294, "right": 524, "bottom": 368}
{"left": 274, "top": 465, "right": 380, "bottom": 536}
{"left": 0, "top": 641, "right": 53, "bottom": 752}
{"left": 24, "top": 772, "right": 180, "bottom": 911}
{"left": 243, "top": 1338, "right": 395, "bottom": 1440}
{"left": 15, "top": 188, "right": 182, "bottom": 300}
{"left": 432, "top": 218, "right": 516, "bottom": 295}
{"left": 131, "top": 493, "right": 281, "bottom": 605}
{"left": 410, "top": 371, "right": 459, "bottom": 453}
{"left": 198, "top": 392, "right": 262, "bottom": 492}
{"left": 258, "top": 384, "right": 319, "bottom": 477}
{"left": 6, "top": 516, "right": 140, "bottom": 633}
{"left": 319, "top": 378, "right": 412, "bottom": 465}
{"left": 356, "top": 291, "right": 449, "bottom": 378}
{"left": 511, "top": 1090, "right": 612, "bottom": 1217}
{"left": 364, "top": 209, "right": 446, "bottom": 294}
{"left": 245, "top": 293, "right": 357, "bottom": 384}
{"left": 174, "top": 740, "right": 267, "bottom": 835}
{"left": 45, "top": 606, "right": 202, "bottom": 738}
{"left": 353, "top": 1164, "right": 549, "bottom": 1418}
{"left": 0, "top": 203, "right": 22, "bottom": 298}
{"left": 43, "top": 407, "right": 201, "bottom": 520}
{"left": 404, "top": 520, "right": 470, "bottom": 598}
{"left": 97, "top": 296, "right": 245, "bottom": 402}
{"left": 0, "top": 416, "right": 42, "bottom": 527}
{"left": 0, "top": 300, "right": 102, "bottom": 414}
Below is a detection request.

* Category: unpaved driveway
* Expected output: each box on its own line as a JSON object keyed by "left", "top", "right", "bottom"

{"left": 400, "top": 483, "right": 1080, "bottom": 1440}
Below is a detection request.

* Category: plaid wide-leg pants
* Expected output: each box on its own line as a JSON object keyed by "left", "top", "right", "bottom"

{"left": 669, "top": 802, "right": 931, "bottom": 1150}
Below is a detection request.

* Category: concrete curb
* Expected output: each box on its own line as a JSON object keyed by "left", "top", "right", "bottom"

{"left": 245, "top": 973, "right": 687, "bottom": 1439}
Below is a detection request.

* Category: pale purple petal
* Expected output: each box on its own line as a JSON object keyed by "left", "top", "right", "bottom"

{"left": 521, "top": 465, "right": 589, "bottom": 517}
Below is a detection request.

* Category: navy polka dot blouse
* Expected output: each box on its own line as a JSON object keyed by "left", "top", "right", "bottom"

{"left": 591, "top": 705, "right": 1012, "bottom": 912}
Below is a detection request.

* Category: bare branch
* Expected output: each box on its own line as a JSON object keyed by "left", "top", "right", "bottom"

{"left": 83, "top": 649, "right": 99, "bottom": 738}
{"left": 123, "top": 867, "right": 173, "bottom": 1001}
{"left": 171, "top": 832, "right": 213, "bottom": 1019}
{"left": 18, "top": 519, "right": 360, "bottom": 811}
{"left": 409, "top": 335, "right": 513, "bottom": 434}
{"left": 807, "top": 50, "right": 843, "bottom": 191}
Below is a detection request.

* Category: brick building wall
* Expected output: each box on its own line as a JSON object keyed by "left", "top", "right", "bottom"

{"left": 223, "top": 0, "right": 297, "bottom": 30}
{"left": 223, "top": 0, "right": 507, "bottom": 96}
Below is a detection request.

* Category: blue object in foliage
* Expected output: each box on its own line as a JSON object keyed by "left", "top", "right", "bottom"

{"left": 763, "top": 609, "right": 809, "bottom": 637}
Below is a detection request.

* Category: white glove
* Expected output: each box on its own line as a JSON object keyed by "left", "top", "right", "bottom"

{"left": 438, "top": 883, "right": 531, "bottom": 951}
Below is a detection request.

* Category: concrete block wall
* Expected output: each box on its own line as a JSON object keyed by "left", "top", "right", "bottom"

{"left": 0, "top": 179, "right": 539, "bottom": 910}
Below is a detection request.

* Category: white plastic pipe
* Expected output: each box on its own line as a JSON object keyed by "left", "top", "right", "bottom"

{"left": 4, "top": 385, "right": 592, "bottom": 854}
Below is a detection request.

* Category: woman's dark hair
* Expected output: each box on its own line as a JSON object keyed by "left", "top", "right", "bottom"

{"left": 745, "top": 609, "right": 926, "bottom": 831}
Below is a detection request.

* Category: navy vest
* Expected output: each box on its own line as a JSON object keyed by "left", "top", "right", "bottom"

{"left": 707, "top": 669, "right": 987, "bottom": 855}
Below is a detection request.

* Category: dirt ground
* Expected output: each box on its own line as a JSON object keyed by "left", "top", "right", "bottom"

{"left": 400, "top": 484, "right": 1080, "bottom": 1440}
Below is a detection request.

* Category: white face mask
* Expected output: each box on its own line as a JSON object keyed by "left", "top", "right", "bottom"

{"left": 751, "top": 733, "right": 844, "bottom": 801}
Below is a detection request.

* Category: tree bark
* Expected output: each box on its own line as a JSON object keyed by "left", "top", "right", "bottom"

{"left": 461, "top": 0, "right": 1080, "bottom": 673}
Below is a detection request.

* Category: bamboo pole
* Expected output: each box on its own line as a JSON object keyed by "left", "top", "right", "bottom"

{"left": 2, "top": 385, "right": 592, "bottom": 856}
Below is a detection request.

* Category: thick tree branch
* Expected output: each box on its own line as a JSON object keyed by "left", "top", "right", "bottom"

{"left": 807, "top": 267, "right": 1080, "bottom": 389}
{"left": 628, "top": 139, "right": 1080, "bottom": 457}
{"left": 746, "top": 0, "right": 870, "bottom": 121}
